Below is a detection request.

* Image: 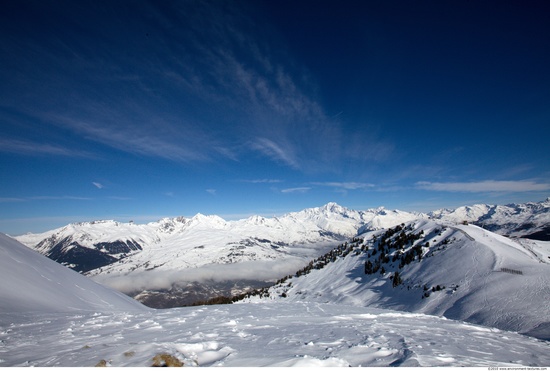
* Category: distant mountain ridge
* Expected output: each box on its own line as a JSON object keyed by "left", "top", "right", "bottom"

{"left": 12, "top": 198, "right": 550, "bottom": 307}
{"left": 429, "top": 197, "right": 550, "bottom": 239}
{"left": 13, "top": 198, "right": 550, "bottom": 276}
{"left": 14, "top": 202, "right": 422, "bottom": 274}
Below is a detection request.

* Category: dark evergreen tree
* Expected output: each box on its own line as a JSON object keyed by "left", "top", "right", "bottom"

{"left": 392, "top": 271, "right": 402, "bottom": 287}
{"left": 364, "top": 260, "right": 373, "bottom": 275}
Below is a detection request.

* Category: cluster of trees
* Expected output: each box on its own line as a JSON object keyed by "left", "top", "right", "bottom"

{"left": 190, "top": 295, "right": 234, "bottom": 306}
{"left": 422, "top": 284, "right": 446, "bottom": 298}
{"left": 378, "top": 224, "right": 423, "bottom": 251}
{"left": 189, "top": 285, "right": 276, "bottom": 306}
{"left": 364, "top": 224, "right": 426, "bottom": 276}
{"left": 363, "top": 223, "right": 433, "bottom": 290}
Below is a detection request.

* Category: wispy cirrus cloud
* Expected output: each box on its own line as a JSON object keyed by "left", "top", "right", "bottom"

{"left": 250, "top": 138, "right": 299, "bottom": 169}
{"left": 281, "top": 187, "right": 311, "bottom": 194}
{"left": 0, "top": 195, "right": 92, "bottom": 202}
{"left": 49, "top": 114, "right": 224, "bottom": 163}
{"left": 312, "top": 182, "right": 375, "bottom": 190}
{"left": 0, "top": 138, "right": 94, "bottom": 158}
{"left": 2, "top": 0, "right": 392, "bottom": 173}
{"left": 0, "top": 197, "right": 26, "bottom": 203}
{"left": 92, "top": 182, "right": 104, "bottom": 189}
{"left": 416, "top": 180, "right": 550, "bottom": 192}
{"left": 29, "top": 195, "right": 92, "bottom": 201}
{"left": 237, "top": 179, "right": 284, "bottom": 184}
{"left": 108, "top": 196, "right": 132, "bottom": 201}
{"left": 147, "top": 2, "right": 389, "bottom": 172}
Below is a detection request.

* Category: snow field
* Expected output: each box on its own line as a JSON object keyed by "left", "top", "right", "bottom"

{"left": 2, "top": 303, "right": 549, "bottom": 367}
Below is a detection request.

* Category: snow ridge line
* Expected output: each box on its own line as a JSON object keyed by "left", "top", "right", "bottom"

{"left": 449, "top": 226, "right": 475, "bottom": 241}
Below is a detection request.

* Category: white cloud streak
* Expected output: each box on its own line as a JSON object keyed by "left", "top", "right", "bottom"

{"left": 416, "top": 180, "right": 550, "bottom": 192}
{"left": 238, "top": 179, "right": 284, "bottom": 184}
{"left": 0, "top": 138, "right": 94, "bottom": 158}
{"left": 250, "top": 138, "right": 299, "bottom": 169}
{"left": 92, "top": 182, "right": 104, "bottom": 189}
{"left": 50, "top": 115, "right": 220, "bottom": 163}
{"left": 0, "top": 195, "right": 92, "bottom": 203}
{"left": 0, "top": 197, "right": 26, "bottom": 203}
{"left": 29, "top": 196, "right": 92, "bottom": 201}
{"left": 312, "top": 182, "right": 375, "bottom": 190}
{"left": 281, "top": 187, "right": 311, "bottom": 194}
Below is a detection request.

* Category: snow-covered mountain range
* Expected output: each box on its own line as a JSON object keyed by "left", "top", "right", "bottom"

{"left": 12, "top": 198, "right": 550, "bottom": 307}
{"left": 13, "top": 203, "right": 422, "bottom": 307}
{"left": 1, "top": 232, "right": 549, "bottom": 367}
{"left": 429, "top": 197, "right": 550, "bottom": 239}
{"left": 14, "top": 202, "right": 423, "bottom": 273}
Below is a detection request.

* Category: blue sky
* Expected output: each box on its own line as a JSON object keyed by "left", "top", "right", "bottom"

{"left": 1, "top": 0, "right": 549, "bottom": 235}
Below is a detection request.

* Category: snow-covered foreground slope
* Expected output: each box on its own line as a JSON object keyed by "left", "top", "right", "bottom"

{"left": 0, "top": 234, "right": 145, "bottom": 313}
{"left": 2, "top": 303, "right": 550, "bottom": 367}
{"left": 243, "top": 220, "right": 550, "bottom": 340}
{"left": 2, "top": 232, "right": 550, "bottom": 367}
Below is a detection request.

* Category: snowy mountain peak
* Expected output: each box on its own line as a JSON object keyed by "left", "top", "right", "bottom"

{"left": 243, "top": 215, "right": 268, "bottom": 225}
{"left": 152, "top": 217, "right": 189, "bottom": 234}
{"left": 70, "top": 219, "right": 121, "bottom": 228}
{"left": 188, "top": 213, "right": 228, "bottom": 229}
{"left": 321, "top": 202, "right": 347, "bottom": 214}
{"left": 290, "top": 202, "right": 355, "bottom": 220}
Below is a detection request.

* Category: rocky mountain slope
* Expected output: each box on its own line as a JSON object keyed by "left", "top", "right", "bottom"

{"left": 241, "top": 220, "right": 550, "bottom": 341}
